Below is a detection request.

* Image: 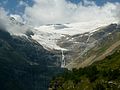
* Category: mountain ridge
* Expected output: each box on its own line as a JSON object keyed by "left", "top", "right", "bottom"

{"left": 0, "top": 16, "right": 120, "bottom": 90}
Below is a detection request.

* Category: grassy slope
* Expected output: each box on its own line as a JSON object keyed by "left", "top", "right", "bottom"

{"left": 50, "top": 46, "right": 120, "bottom": 90}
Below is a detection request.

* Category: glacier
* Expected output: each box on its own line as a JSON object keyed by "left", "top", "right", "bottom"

{"left": 31, "top": 20, "right": 117, "bottom": 51}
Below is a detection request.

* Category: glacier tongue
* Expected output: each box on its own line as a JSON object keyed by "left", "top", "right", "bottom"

{"left": 32, "top": 27, "right": 67, "bottom": 51}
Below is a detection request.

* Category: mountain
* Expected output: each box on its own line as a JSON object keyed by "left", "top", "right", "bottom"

{"left": 59, "top": 23, "right": 120, "bottom": 69}
{"left": 31, "top": 22, "right": 120, "bottom": 70}
{"left": 49, "top": 46, "right": 120, "bottom": 90}
{"left": 0, "top": 16, "right": 120, "bottom": 90}
{"left": 0, "top": 28, "right": 64, "bottom": 90}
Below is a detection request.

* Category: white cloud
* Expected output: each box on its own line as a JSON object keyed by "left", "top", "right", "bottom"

{"left": 115, "top": 4, "right": 120, "bottom": 23}
{"left": 19, "top": 0, "right": 28, "bottom": 7}
{"left": 23, "top": 0, "right": 120, "bottom": 26}
{"left": 0, "top": 8, "right": 29, "bottom": 35}
{"left": 10, "top": 14, "right": 24, "bottom": 22}
{"left": 0, "top": 8, "right": 9, "bottom": 30}
{"left": 0, "top": 0, "right": 120, "bottom": 35}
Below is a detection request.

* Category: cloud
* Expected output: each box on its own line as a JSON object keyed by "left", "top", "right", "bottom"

{"left": 19, "top": 0, "right": 28, "bottom": 7}
{"left": 3, "top": 0, "right": 8, "bottom": 5}
{"left": 0, "top": 8, "right": 29, "bottom": 35}
{"left": 0, "top": 8, "right": 9, "bottom": 30}
{"left": 23, "top": 0, "right": 120, "bottom": 26}
{"left": 115, "top": 4, "right": 120, "bottom": 23}
{"left": 10, "top": 14, "right": 24, "bottom": 22}
{"left": 0, "top": 0, "right": 120, "bottom": 34}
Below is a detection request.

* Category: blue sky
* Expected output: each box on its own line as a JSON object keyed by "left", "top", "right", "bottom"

{"left": 0, "top": 0, "right": 120, "bottom": 15}
{"left": 69, "top": 0, "right": 120, "bottom": 5}
{"left": 0, "top": 0, "right": 34, "bottom": 15}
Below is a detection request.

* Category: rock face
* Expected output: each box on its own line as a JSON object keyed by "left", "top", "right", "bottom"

{"left": 58, "top": 24, "right": 120, "bottom": 69}
{"left": 0, "top": 29, "right": 63, "bottom": 90}
{"left": 31, "top": 22, "right": 120, "bottom": 70}
{"left": 0, "top": 16, "right": 120, "bottom": 90}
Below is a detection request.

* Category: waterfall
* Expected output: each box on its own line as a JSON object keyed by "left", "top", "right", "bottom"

{"left": 61, "top": 50, "right": 65, "bottom": 68}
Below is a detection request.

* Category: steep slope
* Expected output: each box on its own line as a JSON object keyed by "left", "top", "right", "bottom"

{"left": 49, "top": 46, "right": 120, "bottom": 90}
{"left": 1, "top": 15, "right": 120, "bottom": 90}
{"left": 0, "top": 29, "right": 64, "bottom": 90}
{"left": 0, "top": 29, "right": 30, "bottom": 90}
{"left": 32, "top": 21, "right": 113, "bottom": 51}
{"left": 4, "top": 16, "right": 120, "bottom": 70}
{"left": 31, "top": 22, "right": 120, "bottom": 70}
{"left": 58, "top": 24, "right": 120, "bottom": 69}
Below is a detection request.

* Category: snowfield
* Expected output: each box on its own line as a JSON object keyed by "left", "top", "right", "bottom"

{"left": 4, "top": 16, "right": 117, "bottom": 51}
{"left": 32, "top": 20, "right": 117, "bottom": 50}
{"left": 32, "top": 29, "right": 67, "bottom": 51}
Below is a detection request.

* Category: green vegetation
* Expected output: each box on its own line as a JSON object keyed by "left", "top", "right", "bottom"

{"left": 50, "top": 49, "right": 120, "bottom": 90}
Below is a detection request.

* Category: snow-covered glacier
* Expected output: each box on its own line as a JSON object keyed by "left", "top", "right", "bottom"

{"left": 31, "top": 20, "right": 117, "bottom": 51}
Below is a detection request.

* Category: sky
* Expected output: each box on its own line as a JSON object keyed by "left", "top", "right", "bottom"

{"left": 0, "top": 0, "right": 120, "bottom": 26}
{"left": 0, "top": 0, "right": 120, "bottom": 15}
